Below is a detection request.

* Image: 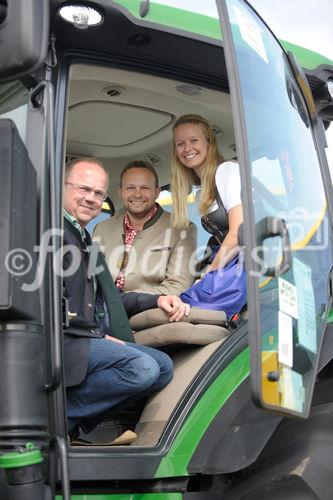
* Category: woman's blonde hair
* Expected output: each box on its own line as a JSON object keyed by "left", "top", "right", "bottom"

{"left": 171, "top": 114, "right": 223, "bottom": 227}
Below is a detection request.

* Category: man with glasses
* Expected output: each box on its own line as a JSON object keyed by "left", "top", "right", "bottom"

{"left": 63, "top": 158, "right": 189, "bottom": 445}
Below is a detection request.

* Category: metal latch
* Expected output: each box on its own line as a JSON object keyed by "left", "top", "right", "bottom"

{"left": 62, "top": 296, "right": 77, "bottom": 327}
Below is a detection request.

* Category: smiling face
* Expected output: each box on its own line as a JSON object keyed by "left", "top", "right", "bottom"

{"left": 173, "top": 122, "right": 210, "bottom": 178}
{"left": 119, "top": 167, "right": 160, "bottom": 221}
{"left": 64, "top": 160, "right": 108, "bottom": 227}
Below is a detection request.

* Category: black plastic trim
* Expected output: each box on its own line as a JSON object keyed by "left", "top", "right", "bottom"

{"left": 61, "top": 48, "right": 229, "bottom": 92}
{"left": 51, "top": 0, "right": 223, "bottom": 49}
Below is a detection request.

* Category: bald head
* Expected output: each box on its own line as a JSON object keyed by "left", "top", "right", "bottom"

{"left": 64, "top": 159, "right": 109, "bottom": 227}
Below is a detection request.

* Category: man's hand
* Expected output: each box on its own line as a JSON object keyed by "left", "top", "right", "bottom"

{"left": 105, "top": 335, "right": 125, "bottom": 344}
{"left": 157, "top": 295, "right": 190, "bottom": 322}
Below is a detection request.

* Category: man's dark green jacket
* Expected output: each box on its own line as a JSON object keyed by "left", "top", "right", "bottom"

{"left": 63, "top": 219, "right": 159, "bottom": 387}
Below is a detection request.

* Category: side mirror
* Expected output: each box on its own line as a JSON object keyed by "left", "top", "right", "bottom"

{"left": 0, "top": 0, "right": 49, "bottom": 83}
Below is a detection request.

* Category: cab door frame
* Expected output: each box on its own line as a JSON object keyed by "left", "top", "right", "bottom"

{"left": 216, "top": 0, "right": 333, "bottom": 418}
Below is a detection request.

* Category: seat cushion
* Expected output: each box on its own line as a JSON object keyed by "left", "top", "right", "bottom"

{"left": 130, "top": 306, "right": 226, "bottom": 331}
{"left": 134, "top": 322, "right": 229, "bottom": 347}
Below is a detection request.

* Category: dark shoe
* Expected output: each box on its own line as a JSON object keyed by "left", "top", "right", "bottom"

{"left": 70, "top": 429, "right": 137, "bottom": 446}
{"left": 68, "top": 424, "right": 80, "bottom": 439}
{"left": 70, "top": 435, "right": 93, "bottom": 446}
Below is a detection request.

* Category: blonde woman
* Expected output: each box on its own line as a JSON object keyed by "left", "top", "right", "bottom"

{"left": 171, "top": 114, "right": 246, "bottom": 316}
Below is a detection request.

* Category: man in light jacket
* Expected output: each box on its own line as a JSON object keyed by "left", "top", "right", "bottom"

{"left": 94, "top": 160, "right": 197, "bottom": 295}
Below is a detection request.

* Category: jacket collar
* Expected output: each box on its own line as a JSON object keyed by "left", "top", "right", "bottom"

{"left": 63, "top": 212, "right": 91, "bottom": 246}
{"left": 63, "top": 209, "right": 88, "bottom": 244}
{"left": 121, "top": 203, "right": 164, "bottom": 231}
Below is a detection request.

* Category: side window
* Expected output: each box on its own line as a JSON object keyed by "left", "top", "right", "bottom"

{"left": 86, "top": 197, "right": 115, "bottom": 235}
{"left": 157, "top": 186, "right": 211, "bottom": 260}
{"left": 0, "top": 82, "right": 29, "bottom": 143}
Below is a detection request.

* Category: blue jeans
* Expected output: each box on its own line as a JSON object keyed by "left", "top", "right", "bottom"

{"left": 66, "top": 338, "right": 173, "bottom": 431}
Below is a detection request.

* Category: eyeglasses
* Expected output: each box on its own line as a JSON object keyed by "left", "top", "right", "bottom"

{"left": 65, "top": 182, "right": 107, "bottom": 201}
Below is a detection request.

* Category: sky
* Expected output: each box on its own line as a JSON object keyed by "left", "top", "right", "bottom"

{"left": 249, "top": 0, "right": 333, "bottom": 61}
{"left": 248, "top": 0, "right": 333, "bottom": 174}
{"left": 155, "top": 1, "right": 333, "bottom": 60}
{"left": 248, "top": 0, "right": 333, "bottom": 176}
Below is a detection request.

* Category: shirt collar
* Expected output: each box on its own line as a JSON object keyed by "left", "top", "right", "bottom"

{"left": 124, "top": 203, "right": 158, "bottom": 232}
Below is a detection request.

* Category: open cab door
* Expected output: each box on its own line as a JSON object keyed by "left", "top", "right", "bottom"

{"left": 217, "top": 0, "right": 333, "bottom": 417}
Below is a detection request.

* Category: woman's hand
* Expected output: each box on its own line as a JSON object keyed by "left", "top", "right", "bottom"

{"left": 105, "top": 335, "right": 125, "bottom": 344}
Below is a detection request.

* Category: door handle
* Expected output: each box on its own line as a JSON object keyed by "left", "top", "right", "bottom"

{"left": 256, "top": 216, "right": 292, "bottom": 277}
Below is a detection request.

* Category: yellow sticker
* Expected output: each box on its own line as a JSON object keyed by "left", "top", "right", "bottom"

{"left": 280, "top": 366, "right": 304, "bottom": 413}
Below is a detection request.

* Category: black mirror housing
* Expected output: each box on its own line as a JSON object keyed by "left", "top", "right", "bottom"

{"left": 0, "top": 0, "right": 49, "bottom": 83}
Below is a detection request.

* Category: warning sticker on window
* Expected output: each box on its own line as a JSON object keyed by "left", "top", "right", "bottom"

{"left": 234, "top": 6, "right": 268, "bottom": 64}
{"left": 278, "top": 278, "right": 298, "bottom": 319}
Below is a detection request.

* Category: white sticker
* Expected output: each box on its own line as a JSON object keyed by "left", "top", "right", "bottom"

{"left": 234, "top": 6, "right": 268, "bottom": 64}
{"left": 278, "top": 310, "right": 293, "bottom": 367}
{"left": 278, "top": 278, "right": 298, "bottom": 319}
{"left": 293, "top": 258, "right": 317, "bottom": 353}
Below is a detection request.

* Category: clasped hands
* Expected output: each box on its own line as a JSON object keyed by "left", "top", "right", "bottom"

{"left": 157, "top": 295, "right": 190, "bottom": 322}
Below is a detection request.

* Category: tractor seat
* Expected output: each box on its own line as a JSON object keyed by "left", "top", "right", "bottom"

{"left": 130, "top": 307, "right": 229, "bottom": 347}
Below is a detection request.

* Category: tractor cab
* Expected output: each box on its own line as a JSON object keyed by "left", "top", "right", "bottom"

{"left": 1, "top": 1, "right": 333, "bottom": 498}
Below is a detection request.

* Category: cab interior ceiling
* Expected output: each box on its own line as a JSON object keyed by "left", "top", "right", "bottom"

{"left": 66, "top": 65, "right": 235, "bottom": 205}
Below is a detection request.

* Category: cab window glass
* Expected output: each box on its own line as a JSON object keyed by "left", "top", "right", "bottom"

{"left": 224, "top": 0, "right": 333, "bottom": 416}
{"left": 157, "top": 187, "right": 210, "bottom": 260}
